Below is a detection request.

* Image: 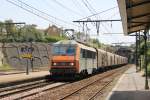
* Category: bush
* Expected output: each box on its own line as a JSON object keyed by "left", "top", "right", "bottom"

{"left": 44, "top": 36, "right": 66, "bottom": 42}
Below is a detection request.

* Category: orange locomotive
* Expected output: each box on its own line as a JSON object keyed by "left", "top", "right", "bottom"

{"left": 50, "top": 40, "right": 128, "bottom": 76}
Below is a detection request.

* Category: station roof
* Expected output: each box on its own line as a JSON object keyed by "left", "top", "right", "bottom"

{"left": 117, "top": 0, "right": 150, "bottom": 35}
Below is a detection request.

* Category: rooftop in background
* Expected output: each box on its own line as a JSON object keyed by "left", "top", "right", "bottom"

{"left": 117, "top": 0, "right": 150, "bottom": 35}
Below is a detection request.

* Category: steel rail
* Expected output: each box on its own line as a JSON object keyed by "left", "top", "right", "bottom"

{"left": 60, "top": 65, "right": 129, "bottom": 100}
{"left": 88, "top": 66, "right": 129, "bottom": 100}
{"left": 60, "top": 71, "right": 117, "bottom": 100}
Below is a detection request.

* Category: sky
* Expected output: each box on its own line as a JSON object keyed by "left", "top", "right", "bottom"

{"left": 0, "top": 0, "right": 135, "bottom": 45}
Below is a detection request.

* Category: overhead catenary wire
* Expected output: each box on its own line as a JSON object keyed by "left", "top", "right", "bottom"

{"left": 81, "top": 0, "right": 111, "bottom": 33}
{"left": 80, "top": 0, "right": 100, "bottom": 36}
{"left": 6, "top": 0, "right": 120, "bottom": 36}
{"left": 6, "top": 0, "right": 79, "bottom": 28}
{"left": 84, "top": 0, "right": 105, "bottom": 34}
{"left": 81, "top": 0, "right": 98, "bottom": 26}
{"left": 17, "top": 0, "right": 79, "bottom": 27}
{"left": 41, "top": 0, "right": 60, "bottom": 13}
{"left": 51, "top": 0, "right": 84, "bottom": 16}
{"left": 6, "top": 0, "right": 55, "bottom": 24}
{"left": 39, "top": 0, "right": 68, "bottom": 22}
{"left": 81, "top": 0, "right": 95, "bottom": 15}
{"left": 71, "top": 0, "right": 88, "bottom": 15}
{"left": 105, "top": 11, "right": 120, "bottom": 33}
{"left": 85, "top": 0, "right": 97, "bottom": 14}
{"left": 78, "top": 6, "right": 118, "bottom": 21}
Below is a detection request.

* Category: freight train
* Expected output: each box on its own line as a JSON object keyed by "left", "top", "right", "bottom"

{"left": 49, "top": 40, "right": 128, "bottom": 76}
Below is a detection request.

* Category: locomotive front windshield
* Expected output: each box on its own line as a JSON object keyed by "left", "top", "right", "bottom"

{"left": 52, "top": 45, "right": 76, "bottom": 56}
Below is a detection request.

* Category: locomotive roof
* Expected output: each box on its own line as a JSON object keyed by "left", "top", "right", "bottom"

{"left": 54, "top": 40, "right": 128, "bottom": 58}
{"left": 54, "top": 40, "right": 77, "bottom": 45}
{"left": 54, "top": 40, "right": 96, "bottom": 52}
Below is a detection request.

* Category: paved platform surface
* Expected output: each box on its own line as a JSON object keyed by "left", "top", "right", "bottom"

{"left": 107, "top": 65, "right": 150, "bottom": 100}
{"left": 0, "top": 71, "right": 49, "bottom": 84}
{"left": 0, "top": 71, "right": 26, "bottom": 75}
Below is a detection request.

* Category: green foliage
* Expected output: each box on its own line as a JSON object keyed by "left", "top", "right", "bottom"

{"left": 20, "top": 25, "right": 44, "bottom": 42}
{"left": 139, "top": 41, "right": 150, "bottom": 55}
{"left": 139, "top": 40, "right": 150, "bottom": 76}
{"left": 0, "top": 20, "right": 17, "bottom": 42}
{"left": 0, "top": 19, "right": 67, "bottom": 43}
{"left": 147, "top": 63, "right": 150, "bottom": 75}
{"left": 0, "top": 64, "right": 13, "bottom": 71}
{"left": 140, "top": 42, "right": 144, "bottom": 55}
{"left": 89, "top": 38, "right": 102, "bottom": 48}
{"left": 76, "top": 32, "right": 84, "bottom": 39}
{"left": 0, "top": 19, "right": 45, "bottom": 42}
{"left": 5, "top": 20, "right": 17, "bottom": 34}
{"left": 0, "top": 21, "right": 5, "bottom": 34}
{"left": 92, "top": 38, "right": 99, "bottom": 44}
{"left": 44, "top": 36, "right": 66, "bottom": 42}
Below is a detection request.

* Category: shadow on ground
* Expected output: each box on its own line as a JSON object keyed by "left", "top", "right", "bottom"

{"left": 109, "top": 91, "right": 150, "bottom": 100}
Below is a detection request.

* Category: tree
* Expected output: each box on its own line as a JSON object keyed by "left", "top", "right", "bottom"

{"left": 91, "top": 38, "right": 101, "bottom": 48}
{"left": 21, "top": 25, "right": 43, "bottom": 42}
{"left": 5, "top": 19, "right": 17, "bottom": 36}
{"left": 0, "top": 21, "right": 4, "bottom": 34}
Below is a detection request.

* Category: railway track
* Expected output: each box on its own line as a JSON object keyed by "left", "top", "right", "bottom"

{"left": 87, "top": 71, "right": 125, "bottom": 100}
{"left": 59, "top": 65, "right": 129, "bottom": 100}
{"left": 0, "top": 78, "right": 69, "bottom": 100}
{"left": 0, "top": 65, "right": 129, "bottom": 100}
{"left": 87, "top": 80, "right": 113, "bottom": 100}
{"left": 15, "top": 82, "right": 68, "bottom": 100}
{"left": 0, "top": 80, "right": 50, "bottom": 98}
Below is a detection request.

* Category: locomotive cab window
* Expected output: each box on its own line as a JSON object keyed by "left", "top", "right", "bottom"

{"left": 52, "top": 45, "right": 76, "bottom": 56}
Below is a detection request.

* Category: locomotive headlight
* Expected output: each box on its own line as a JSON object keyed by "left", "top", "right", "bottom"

{"left": 70, "top": 62, "right": 74, "bottom": 66}
{"left": 53, "top": 62, "right": 57, "bottom": 66}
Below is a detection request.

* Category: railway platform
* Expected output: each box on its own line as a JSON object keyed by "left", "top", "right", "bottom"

{"left": 0, "top": 71, "right": 49, "bottom": 85}
{"left": 107, "top": 65, "right": 150, "bottom": 100}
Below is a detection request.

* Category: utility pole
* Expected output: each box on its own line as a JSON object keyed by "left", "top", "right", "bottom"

{"left": 135, "top": 32, "right": 138, "bottom": 72}
{"left": 143, "top": 30, "right": 149, "bottom": 89}
{"left": 138, "top": 31, "right": 141, "bottom": 71}
{"left": 30, "top": 41, "right": 34, "bottom": 72}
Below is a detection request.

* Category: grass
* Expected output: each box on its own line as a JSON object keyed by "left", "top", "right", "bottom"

{"left": 0, "top": 64, "right": 13, "bottom": 71}
{"left": 140, "top": 50, "right": 150, "bottom": 76}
